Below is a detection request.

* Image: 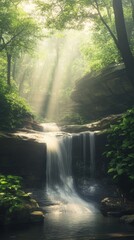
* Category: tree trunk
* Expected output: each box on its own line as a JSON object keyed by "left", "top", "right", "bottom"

{"left": 113, "top": 0, "right": 134, "bottom": 87}
{"left": 131, "top": 0, "right": 134, "bottom": 22}
{"left": 12, "top": 57, "right": 17, "bottom": 80}
{"left": 7, "top": 53, "right": 11, "bottom": 86}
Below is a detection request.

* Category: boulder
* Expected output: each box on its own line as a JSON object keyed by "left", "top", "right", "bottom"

{"left": 120, "top": 215, "right": 134, "bottom": 225}
{"left": 100, "top": 197, "right": 134, "bottom": 217}
{"left": 30, "top": 211, "right": 44, "bottom": 223}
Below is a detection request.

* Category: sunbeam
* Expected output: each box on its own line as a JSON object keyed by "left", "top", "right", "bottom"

{"left": 15, "top": 30, "right": 89, "bottom": 122}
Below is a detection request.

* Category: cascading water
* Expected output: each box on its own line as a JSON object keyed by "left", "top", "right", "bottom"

{"left": 81, "top": 132, "right": 87, "bottom": 180}
{"left": 46, "top": 134, "right": 74, "bottom": 202}
{"left": 75, "top": 131, "right": 96, "bottom": 180}
{"left": 42, "top": 124, "right": 96, "bottom": 213}
{"left": 89, "top": 132, "right": 95, "bottom": 179}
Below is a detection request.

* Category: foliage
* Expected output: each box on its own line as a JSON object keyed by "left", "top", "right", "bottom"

{"left": 80, "top": 33, "right": 121, "bottom": 72}
{"left": 35, "top": 0, "right": 134, "bottom": 73}
{"left": 0, "top": 79, "right": 33, "bottom": 130}
{"left": 0, "top": 174, "right": 33, "bottom": 225}
{"left": 0, "top": 0, "right": 42, "bottom": 85}
{"left": 0, "top": 174, "right": 28, "bottom": 224}
{"left": 59, "top": 112, "right": 86, "bottom": 125}
{"left": 105, "top": 108, "right": 134, "bottom": 197}
{"left": 0, "top": 0, "right": 41, "bottom": 54}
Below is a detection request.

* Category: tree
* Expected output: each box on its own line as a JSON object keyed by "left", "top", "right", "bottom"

{"left": 0, "top": 0, "right": 41, "bottom": 85}
{"left": 35, "top": 0, "right": 134, "bottom": 85}
{"left": 113, "top": 0, "right": 134, "bottom": 87}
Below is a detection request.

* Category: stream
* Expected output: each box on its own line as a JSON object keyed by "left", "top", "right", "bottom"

{"left": 1, "top": 124, "right": 134, "bottom": 239}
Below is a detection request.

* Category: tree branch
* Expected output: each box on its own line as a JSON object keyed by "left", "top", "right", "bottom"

{"left": 93, "top": 0, "right": 120, "bottom": 51}
{"left": 0, "top": 27, "right": 26, "bottom": 51}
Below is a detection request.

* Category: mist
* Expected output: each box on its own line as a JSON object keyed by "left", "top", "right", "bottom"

{"left": 15, "top": 30, "right": 89, "bottom": 122}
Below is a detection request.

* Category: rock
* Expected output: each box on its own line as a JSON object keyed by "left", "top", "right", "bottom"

{"left": 0, "top": 193, "right": 44, "bottom": 227}
{"left": 30, "top": 211, "right": 44, "bottom": 223}
{"left": 61, "top": 114, "right": 122, "bottom": 133}
{"left": 71, "top": 64, "right": 134, "bottom": 121}
{"left": 22, "top": 119, "right": 44, "bottom": 132}
{"left": 120, "top": 215, "right": 134, "bottom": 225}
{"left": 100, "top": 197, "right": 124, "bottom": 216}
{"left": 100, "top": 197, "right": 134, "bottom": 217}
{"left": 0, "top": 131, "right": 46, "bottom": 187}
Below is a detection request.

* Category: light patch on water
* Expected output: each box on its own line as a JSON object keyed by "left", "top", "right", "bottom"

{"left": 47, "top": 202, "right": 91, "bottom": 215}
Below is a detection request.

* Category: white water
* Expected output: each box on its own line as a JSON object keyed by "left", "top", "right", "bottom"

{"left": 81, "top": 132, "right": 87, "bottom": 180}
{"left": 46, "top": 134, "right": 74, "bottom": 202}
{"left": 78, "top": 131, "right": 95, "bottom": 179}
{"left": 89, "top": 132, "right": 95, "bottom": 179}
{"left": 42, "top": 124, "right": 96, "bottom": 214}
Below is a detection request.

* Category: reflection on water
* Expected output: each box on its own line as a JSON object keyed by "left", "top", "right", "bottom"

{"left": 1, "top": 197, "right": 134, "bottom": 240}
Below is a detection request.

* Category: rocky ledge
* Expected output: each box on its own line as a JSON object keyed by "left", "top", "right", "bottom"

{"left": 100, "top": 197, "right": 134, "bottom": 225}
{"left": 0, "top": 130, "right": 47, "bottom": 187}
{"left": 61, "top": 113, "right": 122, "bottom": 133}
{"left": 71, "top": 64, "right": 134, "bottom": 121}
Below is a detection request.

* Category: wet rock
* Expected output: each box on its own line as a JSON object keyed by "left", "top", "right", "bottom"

{"left": 120, "top": 215, "right": 134, "bottom": 225}
{"left": 100, "top": 197, "right": 134, "bottom": 217}
{"left": 30, "top": 211, "right": 44, "bottom": 223}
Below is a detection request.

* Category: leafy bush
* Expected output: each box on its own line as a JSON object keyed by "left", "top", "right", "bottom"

{"left": 105, "top": 108, "right": 134, "bottom": 198}
{"left": 0, "top": 79, "right": 33, "bottom": 130}
{"left": 0, "top": 174, "right": 34, "bottom": 225}
{"left": 0, "top": 175, "right": 24, "bottom": 224}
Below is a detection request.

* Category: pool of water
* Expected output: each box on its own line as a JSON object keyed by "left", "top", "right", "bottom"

{"left": 1, "top": 189, "right": 134, "bottom": 240}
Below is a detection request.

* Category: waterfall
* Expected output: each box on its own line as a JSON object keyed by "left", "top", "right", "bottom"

{"left": 89, "top": 132, "right": 95, "bottom": 179}
{"left": 80, "top": 132, "right": 87, "bottom": 181}
{"left": 77, "top": 132, "right": 95, "bottom": 180}
{"left": 46, "top": 134, "right": 74, "bottom": 201}
{"left": 43, "top": 125, "right": 96, "bottom": 211}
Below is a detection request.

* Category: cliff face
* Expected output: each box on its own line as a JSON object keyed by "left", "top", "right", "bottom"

{"left": 0, "top": 114, "right": 118, "bottom": 187}
{"left": 71, "top": 64, "right": 134, "bottom": 121}
{"left": 0, "top": 131, "right": 46, "bottom": 187}
{"left": 0, "top": 128, "right": 108, "bottom": 187}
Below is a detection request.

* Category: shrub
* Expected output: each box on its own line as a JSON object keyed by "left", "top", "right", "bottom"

{"left": 0, "top": 79, "right": 33, "bottom": 130}
{"left": 0, "top": 174, "right": 32, "bottom": 225}
{"left": 0, "top": 175, "right": 22, "bottom": 223}
{"left": 105, "top": 108, "right": 134, "bottom": 198}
